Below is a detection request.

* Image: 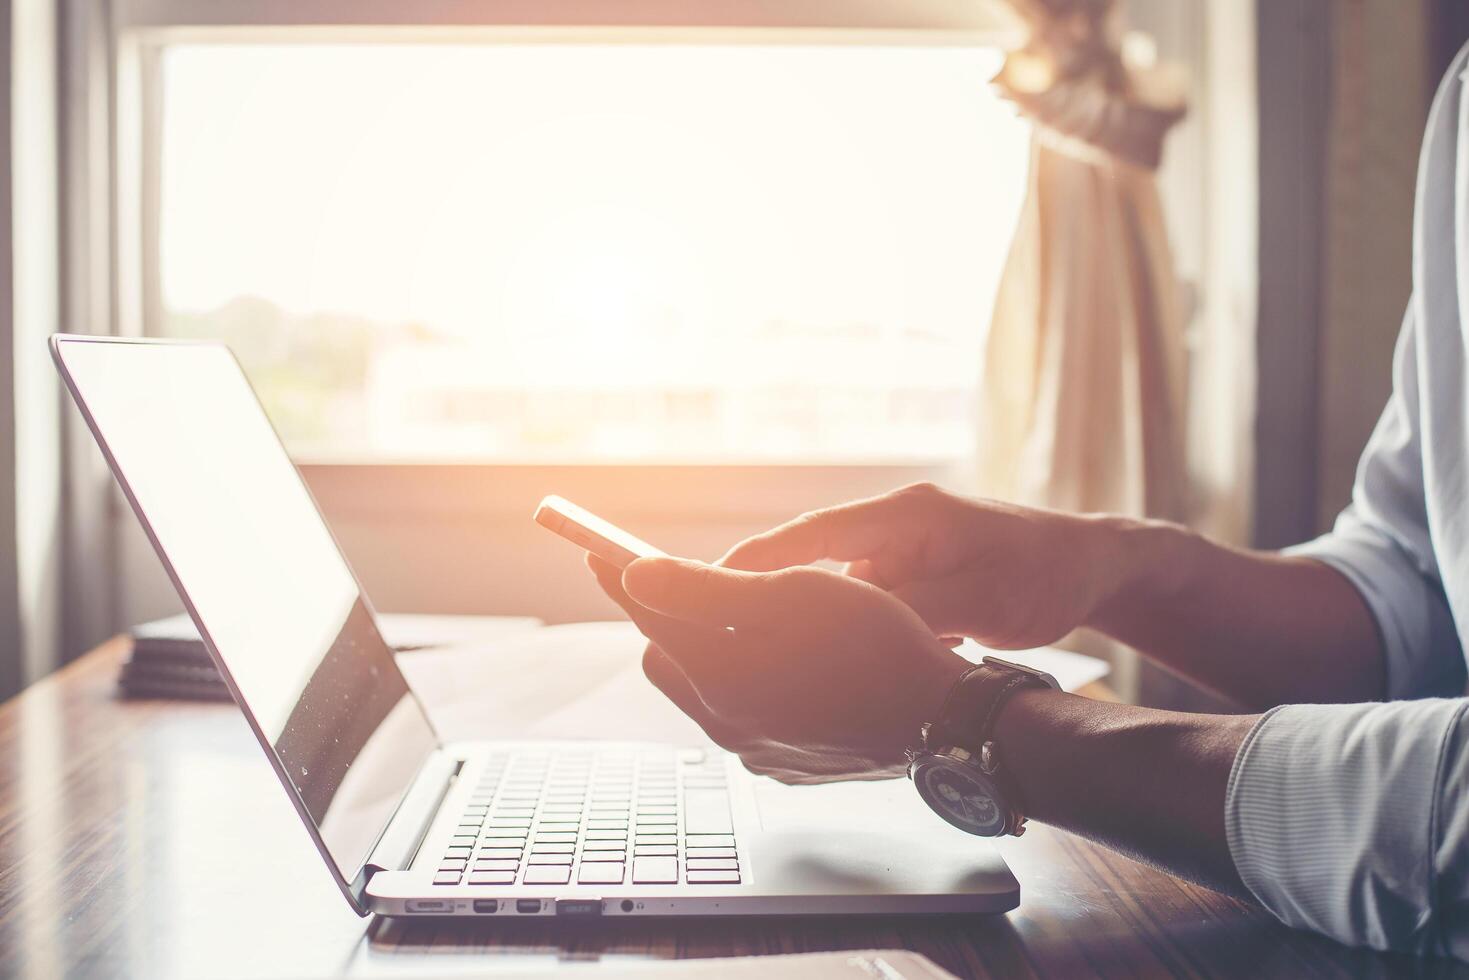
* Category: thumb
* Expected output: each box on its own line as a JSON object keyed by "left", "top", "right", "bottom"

{"left": 622, "top": 557, "right": 769, "bottom": 628}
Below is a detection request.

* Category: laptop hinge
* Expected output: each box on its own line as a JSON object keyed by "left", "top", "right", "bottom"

{"left": 362, "top": 750, "right": 462, "bottom": 879}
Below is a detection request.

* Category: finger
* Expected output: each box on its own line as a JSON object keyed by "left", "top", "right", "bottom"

{"left": 621, "top": 557, "right": 774, "bottom": 629}
{"left": 640, "top": 645, "right": 743, "bottom": 750}
{"left": 588, "top": 552, "right": 651, "bottom": 622}
{"left": 590, "top": 554, "right": 731, "bottom": 659}
{"left": 590, "top": 557, "right": 737, "bottom": 740}
{"left": 843, "top": 558, "right": 889, "bottom": 589}
{"left": 588, "top": 552, "right": 633, "bottom": 604}
{"left": 719, "top": 497, "right": 898, "bottom": 572}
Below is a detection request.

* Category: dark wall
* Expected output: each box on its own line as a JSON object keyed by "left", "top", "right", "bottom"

{"left": 1252, "top": 1, "right": 1469, "bottom": 550}
{"left": 1433, "top": 1, "right": 1469, "bottom": 82}
{"left": 0, "top": 0, "right": 22, "bottom": 703}
{"left": 1252, "top": 0, "right": 1332, "bottom": 550}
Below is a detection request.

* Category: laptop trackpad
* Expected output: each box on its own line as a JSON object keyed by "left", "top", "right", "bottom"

{"left": 748, "top": 778, "right": 1014, "bottom": 898}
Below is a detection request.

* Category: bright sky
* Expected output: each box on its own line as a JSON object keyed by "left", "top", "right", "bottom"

{"left": 160, "top": 44, "right": 1030, "bottom": 355}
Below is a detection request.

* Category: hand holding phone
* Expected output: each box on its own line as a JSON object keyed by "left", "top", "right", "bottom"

{"left": 534, "top": 495, "right": 665, "bottom": 569}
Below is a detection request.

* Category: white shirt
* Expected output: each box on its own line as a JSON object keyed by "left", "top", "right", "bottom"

{"left": 1225, "top": 43, "right": 1469, "bottom": 957}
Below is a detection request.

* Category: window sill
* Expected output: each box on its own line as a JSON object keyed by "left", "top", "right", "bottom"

{"left": 298, "top": 460, "right": 967, "bottom": 520}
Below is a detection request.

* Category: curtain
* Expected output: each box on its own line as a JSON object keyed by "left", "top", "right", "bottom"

{"left": 2, "top": 0, "right": 66, "bottom": 701}
{"left": 980, "top": 0, "right": 1188, "bottom": 519}
{"left": 979, "top": 0, "right": 1189, "bottom": 702}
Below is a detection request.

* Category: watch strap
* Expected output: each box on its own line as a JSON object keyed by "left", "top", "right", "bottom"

{"left": 929, "top": 657, "right": 1056, "bottom": 753}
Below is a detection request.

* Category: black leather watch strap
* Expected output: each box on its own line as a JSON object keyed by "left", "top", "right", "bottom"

{"left": 928, "top": 658, "right": 1055, "bottom": 753}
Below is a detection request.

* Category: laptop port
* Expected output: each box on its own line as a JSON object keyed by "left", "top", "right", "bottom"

{"left": 405, "top": 900, "right": 451, "bottom": 914}
{"left": 555, "top": 899, "right": 603, "bottom": 917}
{"left": 473, "top": 900, "right": 498, "bottom": 914}
{"left": 516, "top": 899, "right": 542, "bottom": 914}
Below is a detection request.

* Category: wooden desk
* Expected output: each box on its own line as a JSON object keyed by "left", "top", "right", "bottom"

{"left": 0, "top": 640, "right": 1458, "bottom": 979}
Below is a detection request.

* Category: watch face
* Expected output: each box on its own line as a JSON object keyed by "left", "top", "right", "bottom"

{"left": 913, "top": 756, "right": 1008, "bottom": 836}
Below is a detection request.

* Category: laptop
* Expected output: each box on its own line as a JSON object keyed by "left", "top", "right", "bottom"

{"left": 52, "top": 334, "right": 1019, "bottom": 919}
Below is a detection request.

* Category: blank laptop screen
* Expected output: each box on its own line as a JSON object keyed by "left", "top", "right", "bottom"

{"left": 56, "top": 338, "right": 438, "bottom": 886}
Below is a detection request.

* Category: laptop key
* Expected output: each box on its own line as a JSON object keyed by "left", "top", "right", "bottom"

{"left": 535, "top": 833, "right": 578, "bottom": 844}
{"left": 685, "top": 870, "right": 741, "bottom": 884}
{"left": 439, "top": 859, "right": 468, "bottom": 872}
{"left": 527, "top": 852, "right": 574, "bottom": 865}
{"left": 632, "top": 856, "right": 679, "bottom": 884}
{"left": 579, "top": 851, "right": 626, "bottom": 862}
{"left": 532, "top": 842, "right": 575, "bottom": 854}
{"left": 474, "top": 859, "right": 520, "bottom": 872}
{"left": 685, "top": 858, "right": 738, "bottom": 871}
{"left": 683, "top": 834, "right": 735, "bottom": 848}
{"left": 479, "top": 847, "right": 523, "bottom": 860}
{"left": 578, "top": 862, "right": 625, "bottom": 885}
{"left": 685, "top": 847, "right": 737, "bottom": 860}
{"left": 523, "top": 865, "right": 573, "bottom": 885}
{"left": 634, "top": 844, "right": 678, "bottom": 857}
{"left": 635, "top": 834, "right": 677, "bottom": 846}
{"left": 467, "top": 871, "right": 517, "bottom": 885}
{"left": 433, "top": 871, "right": 462, "bottom": 885}
{"left": 581, "top": 840, "right": 626, "bottom": 851}
{"left": 585, "top": 830, "right": 627, "bottom": 840}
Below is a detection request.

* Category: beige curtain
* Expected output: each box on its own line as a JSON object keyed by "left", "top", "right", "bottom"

{"left": 979, "top": 0, "right": 1189, "bottom": 523}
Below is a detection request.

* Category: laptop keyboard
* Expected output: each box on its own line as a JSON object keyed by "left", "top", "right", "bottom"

{"left": 432, "top": 746, "right": 741, "bottom": 888}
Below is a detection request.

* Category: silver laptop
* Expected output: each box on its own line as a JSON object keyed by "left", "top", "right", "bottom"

{"left": 52, "top": 334, "right": 1018, "bottom": 919}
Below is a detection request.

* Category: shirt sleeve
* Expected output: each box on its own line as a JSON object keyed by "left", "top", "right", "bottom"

{"left": 1227, "top": 699, "right": 1469, "bottom": 958}
{"left": 1285, "top": 302, "right": 1465, "bottom": 699}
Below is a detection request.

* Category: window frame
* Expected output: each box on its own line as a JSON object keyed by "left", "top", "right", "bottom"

{"left": 110, "top": 0, "right": 1019, "bottom": 504}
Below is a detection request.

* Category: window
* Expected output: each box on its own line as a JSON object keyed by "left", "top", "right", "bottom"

{"left": 153, "top": 42, "right": 1029, "bottom": 463}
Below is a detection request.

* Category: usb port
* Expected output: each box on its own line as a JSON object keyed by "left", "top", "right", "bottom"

{"left": 555, "top": 899, "right": 602, "bottom": 917}
{"left": 405, "top": 899, "right": 450, "bottom": 914}
{"left": 516, "top": 899, "right": 542, "bottom": 914}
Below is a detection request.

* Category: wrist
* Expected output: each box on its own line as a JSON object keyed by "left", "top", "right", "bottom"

{"left": 1080, "top": 514, "right": 1198, "bottom": 637}
{"left": 903, "top": 650, "right": 971, "bottom": 752}
{"left": 909, "top": 658, "right": 1060, "bottom": 837}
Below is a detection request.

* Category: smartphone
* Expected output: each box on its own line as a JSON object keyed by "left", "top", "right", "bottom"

{"left": 534, "top": 494, "right": 666, "bottom": 569}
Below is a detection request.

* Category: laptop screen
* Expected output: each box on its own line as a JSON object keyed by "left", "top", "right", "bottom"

{"left": 55, "top": 337, "right": 439, "bottom": 890}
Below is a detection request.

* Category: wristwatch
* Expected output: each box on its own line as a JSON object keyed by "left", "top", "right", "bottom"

{"left": 907, "top": 656, "right": 1059, "bottom": 837}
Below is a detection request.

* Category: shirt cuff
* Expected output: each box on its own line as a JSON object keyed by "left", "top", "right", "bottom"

{"left": 1227, "top": 700, "right": 1469, "bottom": 954}
{"left": 1287, "top": 527, "right": 1464, "bottom": 699}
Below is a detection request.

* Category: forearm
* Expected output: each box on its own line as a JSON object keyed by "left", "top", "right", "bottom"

{"left": 996, "top": 687, "right": 1257, "bottom": 897}
{"left": 1081, "top": 517, "right": 1386, "bottom": 708}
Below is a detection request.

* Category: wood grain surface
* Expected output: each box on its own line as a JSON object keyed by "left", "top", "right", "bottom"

{"left": 0, "top": 639, "right": 1462, "bottom": 979}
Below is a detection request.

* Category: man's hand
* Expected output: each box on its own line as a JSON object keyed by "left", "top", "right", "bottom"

{"left": 722, "top": 481, "right": 1384, "bottom": 708}
{"left": 720, "top": 482, "right": 1120, "bottom": 650}
{"left": 588, "top": 553, "right": 969, "bottom": 782}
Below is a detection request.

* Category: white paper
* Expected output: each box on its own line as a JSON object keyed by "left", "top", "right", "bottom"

{"left": 376, "top": 613, "right": 542, "bottom": 650}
